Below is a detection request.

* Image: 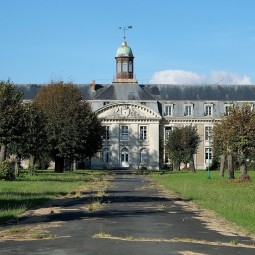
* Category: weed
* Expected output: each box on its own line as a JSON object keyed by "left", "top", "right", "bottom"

{"left": 85, "top": 199, "right": 104, "bottom": 212}
{"left": 230, "top": 239, "right": 238, "bottom": 245}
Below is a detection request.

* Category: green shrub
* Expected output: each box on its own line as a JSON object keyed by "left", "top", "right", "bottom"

{"left": 0, "top": 161, "right": 16, "bottom": 180}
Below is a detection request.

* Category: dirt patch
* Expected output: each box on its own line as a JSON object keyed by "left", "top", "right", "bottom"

{"left": 92, "top": 232, "right": 255, "bottom": 249}
{"left": 179, "top": 252, "right": 208, "bottom": 255}
{"left": 0, "top": 222, "right": 64, "bottom": 241}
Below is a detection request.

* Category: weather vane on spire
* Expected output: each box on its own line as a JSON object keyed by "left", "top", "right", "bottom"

{"left": 119, "top": 26, "right": 132, "bottom": 41}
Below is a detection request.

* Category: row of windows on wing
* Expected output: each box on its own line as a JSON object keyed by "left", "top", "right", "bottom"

{"left": 164, "top": 104, "right": 233, "bottom": 117}
{"left": 164, "top": 147, "right": 213, "bottom": 165}
{"left": 164, "top": 126, "right": 213, "bottom": 164}
{"left": 117, "top": 61, "right": 133, "bottom": 73}
{"left": 103, "top": 126, "right": 148, "bottom": 141}
{"left": 102, "top": 148, "right": 147, "bottom": 164}
{"left": 164, "top": 126, "right": 213, "bottom": 141}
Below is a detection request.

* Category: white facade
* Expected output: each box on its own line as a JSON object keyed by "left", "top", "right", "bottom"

{"left": 85, "top": 39, "right": 255, "bottom": 171}
{"left": 91, "top": 103, "right": 161, "bottom": 170}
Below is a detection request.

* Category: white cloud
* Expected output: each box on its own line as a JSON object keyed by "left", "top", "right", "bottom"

{"left": 209, "top": 71, "right": 252, "bottom": 85}
{"left": 149, "top": 70, "right": 253, "bottom": 85}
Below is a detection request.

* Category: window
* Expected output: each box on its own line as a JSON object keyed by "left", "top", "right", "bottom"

{"left": 103, "top": 101, "right": 109, "bottom": 106}
{"left": 117, "top": 61, "right": 121, "bottom": 73}
{"left": 184, "top": 105, "right": 193, "bottom": 116}
{"left": 103, "top": 126, "right": 110, "bottom": 140}
{"left": 128, "top": 61, "right": 132, "bottom": 72}
{"left": 121, "top": 126, "right": 129, "bottom": 140}
{"left": 102, "top": 148, "right": 110, "bottom": 163}
{"left": 204, "top": 105, "right": 213, "bottom": 116}
{"left": 123, "top": 62, "right": 128, "bottom": 72}
{"left": 205, "top": 126, "right": 212, "bottom": 141}
{"left": 205, "top": 148, "right": 212, "bottom": 163}
{"left": 121, "top": 148, "right": 129, "bottom": 163}
{"left": 224, "top": 105, "right": 232, "bottom": 116}
{"left": 165, "top": 126, "right": 172, "bottom": 139}
{"left": 141, "top": 102, "right": 146, "bottom": 105}
{"left": 164, "top": 105, "right": 173, "bottom": 116}
{"left": 140, "top": 126, "right": 147, "bottom": 140}
{"left": 140, "top": 148, "right": 147, "bottom": 164}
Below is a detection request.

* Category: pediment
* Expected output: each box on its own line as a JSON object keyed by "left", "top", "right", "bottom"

{"left": 96, "top": 103, "right": 161, "bottom": 120}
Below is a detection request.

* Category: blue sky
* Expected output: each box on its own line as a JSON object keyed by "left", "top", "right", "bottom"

{"left": 0, "top": 0, "right": 255, "bottom": 85}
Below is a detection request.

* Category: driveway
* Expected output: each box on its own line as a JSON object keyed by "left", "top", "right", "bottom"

{"left": 0, "top": 170, "right": 254, "bottom": 255}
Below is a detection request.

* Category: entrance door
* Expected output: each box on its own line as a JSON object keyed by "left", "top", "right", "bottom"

{"left": 121, "top": 148, "right": 129, "bottom": 167}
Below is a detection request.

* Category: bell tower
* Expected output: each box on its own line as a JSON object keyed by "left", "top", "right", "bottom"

{"left": 113, "top": 26, "right": 137, "bottom": 84}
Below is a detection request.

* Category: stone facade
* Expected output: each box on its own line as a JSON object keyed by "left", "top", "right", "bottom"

{"left": 19, "top": 39, "right": 255, "bottom": 171}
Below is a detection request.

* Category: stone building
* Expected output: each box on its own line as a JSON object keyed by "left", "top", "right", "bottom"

{"left": 21, "top": 38, "right": 255, "bottom": 170}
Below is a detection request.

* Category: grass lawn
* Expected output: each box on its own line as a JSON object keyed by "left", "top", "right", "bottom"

{"left": 152, "top": 170, "right": 255, "bottom": 234}
{"left": 0, "top": 169, "right": 103, "bottom": 224}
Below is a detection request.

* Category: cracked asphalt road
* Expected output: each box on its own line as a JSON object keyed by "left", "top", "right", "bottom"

{"left": 0, "top": 170, "right": 254, "bottom": 255}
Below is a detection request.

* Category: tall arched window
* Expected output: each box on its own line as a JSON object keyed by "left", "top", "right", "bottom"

{"left": 121, "top": 148, "right": 129, "bottom": 163}
{"left": 140, "top": 148, "right": 147, "bottom": 164}
{"left": 103, "top": 148, "right": 110, "bottom": 163}
{"left": 122, "top": 62, "right": 128, "bottom": 72}
{"left": 117, "top": 61, "right": 121, "bottom": 73}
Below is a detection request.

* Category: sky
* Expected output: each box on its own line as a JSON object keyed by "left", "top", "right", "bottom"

{"left": 0, "top": 0, "right": 255, "bottom": 85}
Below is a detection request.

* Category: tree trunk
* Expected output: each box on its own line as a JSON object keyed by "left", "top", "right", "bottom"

{"left": 189, "top": 157, "right": 196, "bottom": 173}
{"left": 0, "top": 144, "right": 7, "bottom": 163}
{"left": 239, "top": 153, "right": 249, "bottom": 180}
{"left": 55, "top": 156, "right": 64, "bottom": 173}
{"left": 173, "top": 161, "right": 180, "bottom": 171}
{"left": 14, "top": 154, "right": 21, "bottom": 178}
{"left": 73, "top": 160, "right": 77, "bottom": 171}
{"left": 219, "top": 154, "right": 225, "bottom": 177}
{"left": 227, "top": 154, "right": 235, "bottom": 179}
{"left": 29, "top": 155, "right": 36, "bottom": 176}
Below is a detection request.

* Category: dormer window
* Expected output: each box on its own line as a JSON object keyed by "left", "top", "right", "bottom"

{"left": 224, "top": 104, "right": 233, "bottom": 116}
{"left": 204, "top": 105, "right": 213, "bottom": 116}
{"left": 184, "top": 104, "right": 193, "bottom": 116}
{"left": 164, "top": 104, "right": 173, "bottom": 116}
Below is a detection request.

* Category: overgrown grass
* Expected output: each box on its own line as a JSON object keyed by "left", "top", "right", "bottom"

{"left": 152, "top": 170, "right": 255, "bottom": 234}
{"left": 0, "top": 169, "right": 104, "bottom": 224}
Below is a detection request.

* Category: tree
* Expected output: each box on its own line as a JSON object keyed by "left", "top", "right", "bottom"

{"left": 165, "top": 127, "right": 182, "bottom": 171}
{"left": 181, "top": 125, "right": 201, "bottom": 172}
{"left": 0, "top": 80, "right": 23, "bottom": 162}
{"left": 35, "top": 81, "right": 103, "bottom": 172}
{"left": 165, "top": 125, "right": 200, "bottom": 172}
{"left": 213, "top": 104, "right": 255, "bottom": 180}
{"left": 9, "top": 102, "right": 48, "bottom": 175}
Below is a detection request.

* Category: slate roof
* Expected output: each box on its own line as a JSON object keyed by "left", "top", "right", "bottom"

{"left": 16, "top": 84, "right": 255, "bottom": 101}
{"left": 144, "top": 84, "right": 255, "bottom": 101}
{"left": 94, "top": 83, "right": 155, "bottom": 100}
{"left": 18, "top": 84, "right": 43, "bottom": 100}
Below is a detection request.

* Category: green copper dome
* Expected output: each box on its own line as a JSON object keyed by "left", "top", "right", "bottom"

{"left": 116, "top": 40, "right": 133, "bottom": 57}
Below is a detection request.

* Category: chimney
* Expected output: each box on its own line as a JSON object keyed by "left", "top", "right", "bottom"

{"left": 91, "top": 80, "right": 96, "bottom": 91}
